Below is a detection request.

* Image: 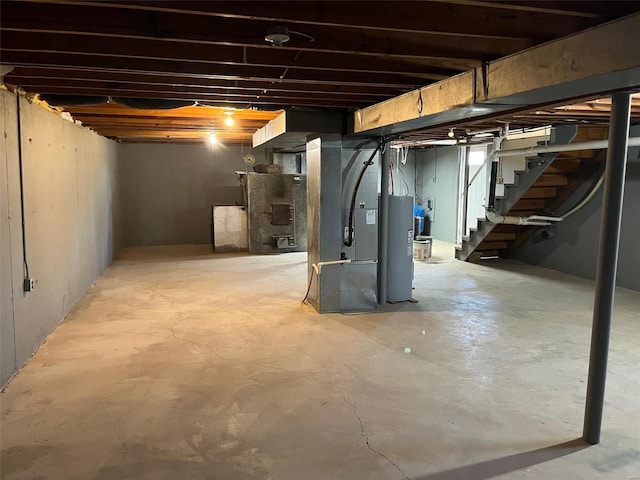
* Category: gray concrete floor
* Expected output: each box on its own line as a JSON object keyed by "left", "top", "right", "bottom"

{"left": 1, "top": 241, "right": 639, "bottom": 480}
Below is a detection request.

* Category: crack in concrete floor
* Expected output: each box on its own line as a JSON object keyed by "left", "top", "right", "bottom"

{"left": 331, "top": 381, "right": 410, "bottom": 480}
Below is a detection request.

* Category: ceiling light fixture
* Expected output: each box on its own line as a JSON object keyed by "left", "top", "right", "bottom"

{"left": 448, "top": 128, "right": 455, "bottom": 138}
{"left": 224, "top": 111, "right": 235, "bottom": 127}
{"left": 265, "top": 25, "right": 290, "bottom": 47}
{"left": 207, "top": 132, "right": 218, "bottom": 145}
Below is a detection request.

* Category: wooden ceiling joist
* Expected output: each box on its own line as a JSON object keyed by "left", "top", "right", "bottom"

{"left": 61, "top": 104, "right": 280, "bottom": 119}
{"left": 7, "top": 66, "right": 411, "bottom": 96}
{"left": 54, "top": 104, "right": 281, "bottom": 144}
{"left": 3, "top": 0, "right": 638, "bottom": 143}
{"left": 0, "top": 29, "right": 462, "bottom": 78}
{"left": 17, "top": 0, "right": 630, "bottom": 41}
{"left": 0, "top": 52, "right": 424, "bottom": 90}
{"left": 0, "top": 2, "right": 530, "bottom": 64}
{"left": 32, "top": 86, "right": 369, "bottom": 109}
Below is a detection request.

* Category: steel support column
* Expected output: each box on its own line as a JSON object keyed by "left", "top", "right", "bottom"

{"left": 378, "top": 143, "right": 390, "bottom": 304}
{"left": 583, "top": 92, "right": 632, "bottom": 445}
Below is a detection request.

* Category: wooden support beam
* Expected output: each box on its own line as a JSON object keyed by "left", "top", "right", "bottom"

{"left": 353, "top": 14, "right": 640, "bottom": 135}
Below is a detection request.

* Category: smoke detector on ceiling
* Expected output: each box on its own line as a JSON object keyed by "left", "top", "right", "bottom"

{"left": 265, "top": 25, "right": 290, "bottom": 46}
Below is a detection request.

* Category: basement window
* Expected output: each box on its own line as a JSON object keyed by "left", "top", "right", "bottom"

{"left": 468, "top": 149, "right": 486, "bottom": 166}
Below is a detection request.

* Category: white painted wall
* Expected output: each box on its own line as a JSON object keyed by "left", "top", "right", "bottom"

{"left": 1, "top": 91, "right": 120, "bottom": 386}
{"left": 495, "top": 131, "right": 551, "bottom": 198}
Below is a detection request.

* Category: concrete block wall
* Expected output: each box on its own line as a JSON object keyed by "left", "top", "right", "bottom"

{"left": 119, "top": 143, "right": 267, "bottom": 246}
{"left": 1, "top": 90, "right": 121, "bottom": 386}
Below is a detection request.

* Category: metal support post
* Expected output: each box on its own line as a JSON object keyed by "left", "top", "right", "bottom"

{"left": 460, "top": 146, "right": 470, "bottom": 242}
{"left": 378, "top": 142, "right": 390, "bottom": 304}
{"left": 583, "top": 92, "right": 631, "bottom": 445}
{"left": 487, "top": 161, "right": 499, "bottom": 211}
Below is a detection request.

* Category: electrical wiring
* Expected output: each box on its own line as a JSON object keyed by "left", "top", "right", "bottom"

{"left": 344, "top": 141, "right": 384, "bottom": 247}
{"left": 301, "top": 267, "right": 316, "bottom": 304}
{"left": 397, "top": 163, "right": 410, "bottom": 196}
{"left": 389, "top": 163, "right": 395, "bottom": 195}
{"left": 302, "top": 260, "right": 351, "bottom": 304}
{"left": 16, "top": 97, "right": 31, "bottom": 282}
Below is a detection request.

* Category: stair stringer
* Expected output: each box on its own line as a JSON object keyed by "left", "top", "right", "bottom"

{"left": 493, "top": 125, "right": 578, "bottom": 215}
{"left": 456, "top": 125, "right": 578, "bottom": 262}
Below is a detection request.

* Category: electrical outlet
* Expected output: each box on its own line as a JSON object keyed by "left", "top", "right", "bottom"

{"left": 23, "top": 278, "right": 35, "bottom": 292}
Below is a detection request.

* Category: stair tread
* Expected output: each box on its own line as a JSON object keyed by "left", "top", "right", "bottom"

{"left": 505, "top": 210, "right": 538, "bottom": 217}
{"left": 545, "top": 158, "right": 582, "bottom": 174}
{"left": 522, "top": 187, "right": 557, "bottom": 199}
{"left": 491, "top": 224, "right": 521, "bottom": 230}
{"left": 484, "top": 232, "right": 517, "bottom": 241}
{"left": 534, "top": 174, "right": 569, "bottom": 187}
{"left": 511, "top": 199, "right": 546, "bottom": 209}
{"left": 461, "top": 128, "right": 605, "bottom": 263}
{"left": 477, "top": 241, "right": 509, "bottom": 250}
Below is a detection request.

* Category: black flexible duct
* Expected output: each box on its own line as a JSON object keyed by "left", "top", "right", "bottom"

{"left": 344, "top": 141, "right": 384, "bottom": 247}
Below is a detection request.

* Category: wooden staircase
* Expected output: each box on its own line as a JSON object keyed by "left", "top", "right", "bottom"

{"left": 456, "top": 125, "right": 608, "bottom": 262}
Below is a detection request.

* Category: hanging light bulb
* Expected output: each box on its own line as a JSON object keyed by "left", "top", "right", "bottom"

{"left": 448, "top": 128, "right": 455, "bottom": 138}
{"left": 224, "top": 111, "right": 235, "bottom": 127}
{"left": 207, "top": 132, "right": 218, "bottom": 145}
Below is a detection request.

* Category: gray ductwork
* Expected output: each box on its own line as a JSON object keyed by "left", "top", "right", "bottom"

{"left": 253, "top": 110, "right": 345, "bottom": 151}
